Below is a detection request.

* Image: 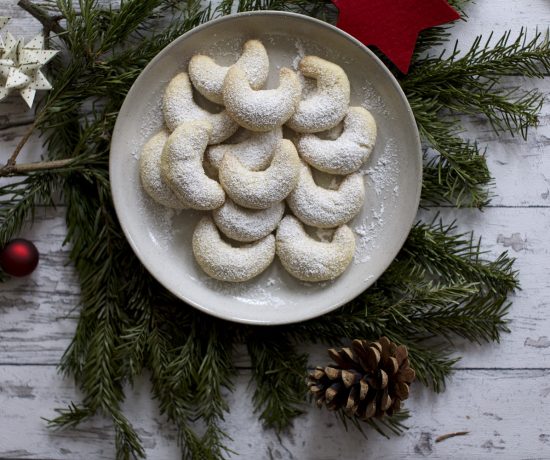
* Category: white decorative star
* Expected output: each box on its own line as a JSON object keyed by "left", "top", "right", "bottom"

{"left": 0, "top": 17, "right": 11, "bottom": 55}
{"left": 0, "top": 31, "right": 58, "bottom": 108}
{"left": 0, "top": 17, "right": 9, "bottom": 32}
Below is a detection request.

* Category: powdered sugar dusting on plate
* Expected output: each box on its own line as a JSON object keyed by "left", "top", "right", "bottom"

{"left": 131, "top": 88, "right": 164, "bottom": 160}
{"left": 190, "top": 272, "right": 288, "bottom": 307}
{"left": 353, "top": 138, "right": 400, "bottom": 264}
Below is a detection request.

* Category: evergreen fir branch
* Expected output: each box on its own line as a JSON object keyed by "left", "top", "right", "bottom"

{"left": 47, "top": 402, "right": 93, "bottom": 430}
{"left": 247, "top": 333, "right": 309, "bottom": 432}
{"left": 400, "top": 341, "right": 458, "bottom": 392}
{"left": 403, "top": 219, "right": 519, "bottom": 296}
{"left": 409, "top": 100, "right": 492, "bottom": 208}
{"left": 193, "top": 320, "right": 236, "bottom": 457}
{"left": 406, "top": 29, "right": 550, "bottom": 139}
{"left": 49, "top": 403, "right": 145, "bottom": 459}
{"left": 112, "top": 408, "right": 148, "bottom": 460}
{"left": 405, "top": 29, "right": 550, "bottom": 206}
{"left": 147, "top": 310, "right": 226, "bottom": 460}
{"left": 365, "top": 279, "right": 510, "bottom": 344}
{"left": 0, "top": 174, "right": 59, "bottom": 246}
{"left": 334, "top": 408, "right": 410, "bottom": 439}
{"left": 365, "top": 409, "right": 410, "bottom": 438}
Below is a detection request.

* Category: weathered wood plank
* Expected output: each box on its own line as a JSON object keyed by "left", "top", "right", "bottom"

{"left": 0, "top": 365, "right": 548, "bottom": 459}
{"left": 459, "top": 79, "right": 550, "bottom": 207}
{"left": 1, "top": 207, "right": 549, "bottom": 370}
{"left": 0, "top": 208, "right": 79, "bottom": 365}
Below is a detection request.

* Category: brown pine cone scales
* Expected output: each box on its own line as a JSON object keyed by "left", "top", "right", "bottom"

{"left": 308, "top": 337, "right": 416, "bottom": 420}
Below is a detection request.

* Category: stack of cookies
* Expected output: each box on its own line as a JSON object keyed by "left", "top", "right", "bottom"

{"left": 139, "top": 39, "right": 377, "bottom": 283}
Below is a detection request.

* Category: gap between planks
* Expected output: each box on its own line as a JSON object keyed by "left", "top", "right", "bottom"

{"left": 0, "top": 363, "right": 549, "bottom": 372}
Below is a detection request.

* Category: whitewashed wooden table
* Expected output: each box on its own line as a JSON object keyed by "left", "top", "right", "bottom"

{"left": 1, "top": 1, "right": 550, "bottom": 458}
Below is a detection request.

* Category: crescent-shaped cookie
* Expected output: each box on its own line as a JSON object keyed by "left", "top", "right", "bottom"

{"left": 160, "top": 120, "right": 225, "bottom": 210}
{"left": 287, "top": 56, "right": 351, "bottom": 133}
{"left": 223, "top": 66, "right": 301, "bottom": 132}
{"left": 287, "top": 161, "right": 365, "bottom": 228}
{"left": 206, "top": 127, "right": 282, "bottom": 171}
{"left": 139, "top": 130, "right": 189, "bottom": 209}
{"left": 213, "top": 199, "right": 285, "bottom": 242}
{"left": 163, "top": 72, "right": 238, "bottom": 143}
{"left": 276, "top": 215, "right": 355, "bottom": 282}
{"left": 189, "top": 39, "right": 269, "bottom": 104}
{"left": 219, "top": 139, "right": 300, "bottom": 209}
{"left": 192, "top": 217, "right": 275, "bottom": 282}
{"left": 297, "top": 107, "right": 377, "bottom": 175}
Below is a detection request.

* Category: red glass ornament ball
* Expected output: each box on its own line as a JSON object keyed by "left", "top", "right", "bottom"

{"left": 0, "top": 239, "right": 40, "bottom": 277}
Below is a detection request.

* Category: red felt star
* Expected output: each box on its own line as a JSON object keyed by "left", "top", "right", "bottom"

{"left": 332, "top": 0, "right": 460, "bottom": 73}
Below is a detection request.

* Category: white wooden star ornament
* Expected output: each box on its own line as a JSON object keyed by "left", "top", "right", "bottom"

{"left": 0, "top": 17, "right": 58, "bottom": 108}
{"left": 0, "top": 17, "right": 9, "bottom": 50}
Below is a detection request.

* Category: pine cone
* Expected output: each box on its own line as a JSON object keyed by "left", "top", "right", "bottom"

{"left": 308, "top": 337, "right": 416, "bottom": 420}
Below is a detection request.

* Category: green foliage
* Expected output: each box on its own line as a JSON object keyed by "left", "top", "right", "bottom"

{"left": 403, "top": 29, "right": 550, "bottom": 206}
{"left": 247, "top": 333, "right": 309, "bottom": 431}
{"left": 0, "top": 0, "right": 536, "bottom": 457}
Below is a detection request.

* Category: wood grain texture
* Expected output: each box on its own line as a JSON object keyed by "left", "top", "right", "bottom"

{"left": 0, "top": 0, "right": 549, "bottom": 458}
{"left": 0, "top": 366, "right": 549, "bottom": 459}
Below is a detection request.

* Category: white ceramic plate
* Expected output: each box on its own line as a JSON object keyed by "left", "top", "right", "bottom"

{"left": 110, "top": 11, "right": 422, "bottom": 325}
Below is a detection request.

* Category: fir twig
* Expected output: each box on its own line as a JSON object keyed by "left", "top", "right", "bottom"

{"left": 0, "top": 158, "right": 75, "bottom": 176}
{"left": 18, "top": 0, "right": 66, "bottom": 35}
{"left": 247, "top": 333, "right": 308, "bottom": 432}
{"left": 405, "top": 28, "right": 550, "bottom": 206}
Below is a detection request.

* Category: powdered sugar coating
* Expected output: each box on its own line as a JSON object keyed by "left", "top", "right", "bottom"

{"left": 163, "top": 72, "right": 238, "bottom": 143}
{"left": 276, "top": 215, "right": 355, "bottom": 281}
{"left": 206, "top": 127, "right": 282, "bottom": 171}
{"left": 287, "top": 161, "right": 365, "bottom": 228}
{"left": 213, "top": 199, "right": 285, "bottom": 242}
{"left": 139, "top": 130, "right": 189, "bottom": 209}
{"left": 189, "top": 39, "right": 269, "bottom": 104}
{"left": 287, "top": 56, "right": 350, "bottom": 133}
{"left": 161, "top": 120, "right": 225, "bottom": 210}
{"left": 223, "top": 67, "right": 301, "bottom": 132}
{"left": 297, "top": 106, "right": 377, "bottom": 174}
{"left": 219, "top": 139, "right": 300, "bottom": 209}
{"left": 192, "top": 216, "right": 275, "bottom": 282}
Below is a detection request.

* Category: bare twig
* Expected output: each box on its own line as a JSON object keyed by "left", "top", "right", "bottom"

{"left": 435, "top": 431, "right": 470, "bottom": 443}
{"left": 17, "top": 0, "right": 66, "bottom": 35}
{"left": 0, "top": 158, "right": 74, "bottom": 177}
{"left": 6, "top": 120, "right": 37, "bottom": 168}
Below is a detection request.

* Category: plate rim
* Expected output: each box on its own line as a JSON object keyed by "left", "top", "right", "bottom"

{"left": 110, "top": 10, "right": 423, "bottom": 325}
